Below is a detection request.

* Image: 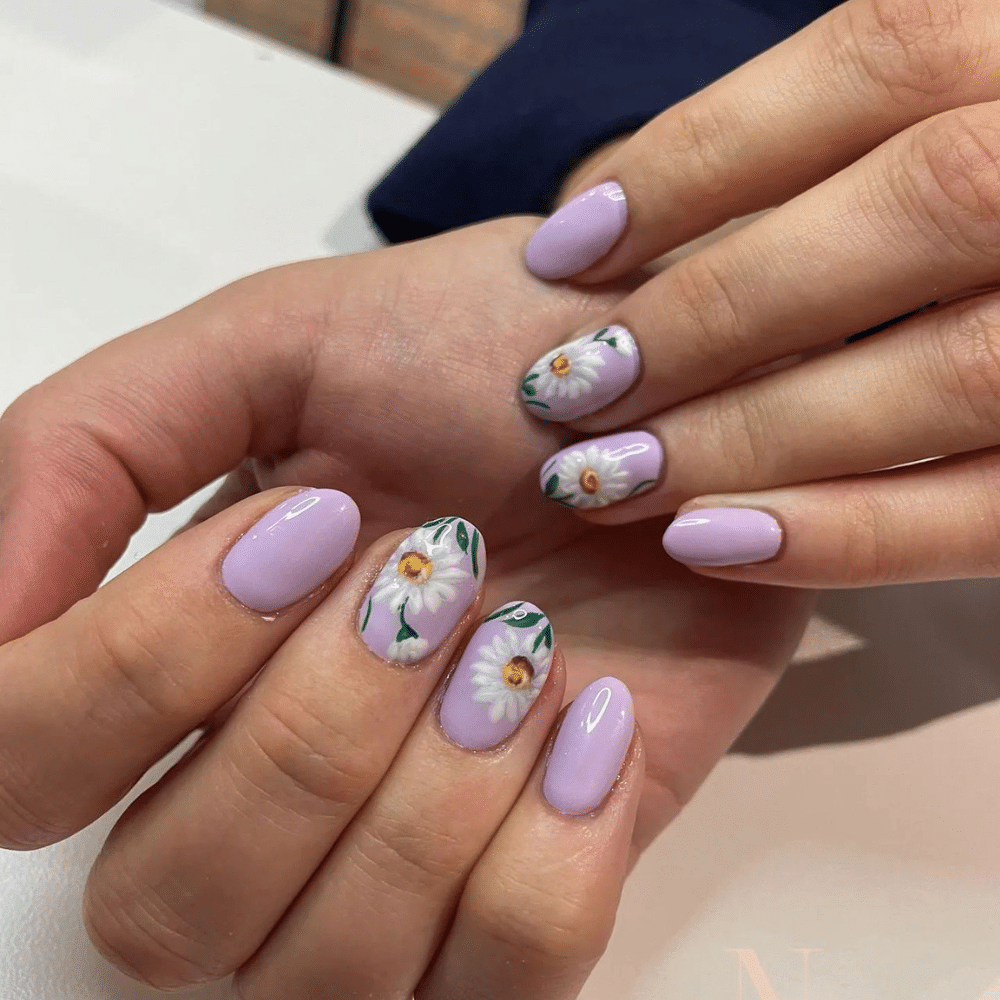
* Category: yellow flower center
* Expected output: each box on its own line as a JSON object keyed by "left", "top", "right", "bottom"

{"left": 549, "top": 353, "right": 572, "bottom": 378}
{"left": 398, "top": 550, "right": 433, "bottom": 583}
{"left": 579, "top": 468, "right": 601, "bottom": 494}
{"left": 502, "top": 656, "right": 535, "bottom": 690}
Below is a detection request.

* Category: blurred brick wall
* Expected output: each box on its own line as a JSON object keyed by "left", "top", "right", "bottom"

{"left": 204, "top": 0, "right": 526, "bottom": 106}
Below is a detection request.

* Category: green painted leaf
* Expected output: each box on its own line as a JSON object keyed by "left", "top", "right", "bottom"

{"left": 543, "top": 474, "right": 560, "bottom": 497}
{"left": 470, "top": 529, "right": 481, "bottom": 578}
{"left": 422, "top": 516, "right": 451, "bottom": 528}
{"left": 523, "top": 372, "right": 540, "bottom": 382}
{"left": 360, "top": 597, "right": 373, "bottom": 632}
{"left": 593, "top": 327, "right": 610, "bottom": 341}
{"left": 395, "top": 602, "right": 419, "bottom": 642}
{"left": 532, "top": 624, "right": 553, "bottom": 653}
{"left": 524, "top": 399, "right": 550, "bottom": 409}
{"left": 456, "top": 520, "right": 469, "bottom": 553}
{"left": 521, "top": 382, "right": 537, "bottom": 397}
{"left": 432, "top": 521, "right": 450, "bottom": 543}
{"left": 626, "top": 478, "right": 656, "bottom": 498}
{"left": 607, "top": 338, "right": 618, "bottom": 349}
{"left": 506, "top": 611, "right": 545, "bottom": 629}
{"left": 485, "top": 601, "right": 523, "bottom": 622}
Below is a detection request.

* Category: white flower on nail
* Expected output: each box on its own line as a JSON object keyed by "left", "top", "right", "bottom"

{"left": 471, "top": 629, "right": 549, "bottom": 724}
{"left": 372, "top": 523, "right": 470, "bottom": 614}
{"left": 529, "top": 335, "right": 606, "bottom": 401}
{"left": 387, "top": 636, "right": 430, "bottom": 663}
{"left": 551, "top": 444, "right": 630, "bottom": 508}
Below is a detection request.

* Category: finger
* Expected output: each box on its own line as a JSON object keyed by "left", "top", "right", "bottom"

{"left": 662, "top": 446, "right": 1000, "bottom": 587}
{"left": 233, "top": 602, "right": 562, "bottom": 1000}
{"left": 82, "top": 518, "right": 487, "bottom": 991}
{"left": 0, "top": 486, "right": 360, "bottom": 851}
{"left": 417, "top": 678, "right": 641, "bottom": 1000}
{"left": 521, "top": 100, "right": 1000, "bottom": 431}
{"left": 525, "top": 0, "right": 1000, "bottom": 282}
{"left": 537, "top": 287, "right": 1000, "bottom": 524}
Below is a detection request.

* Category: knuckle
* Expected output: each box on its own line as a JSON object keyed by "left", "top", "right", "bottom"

{"left": 939, "top": 295, "right": 1000, "bottom": 428}
{"left": 844, "top": 0, "right": 973, "bottom": 104}
{"left": 835, "top": 487, "right": 900, "bottom": 586}
{"left": 667, "top": 253, "right": 749, "bottom": 365}
{"left": 666, "top": 101, "right": 739, "bottom": 202}
{"left": 902, "top": 108, "right": 1000, "bottom": 258}
{"left": 0, "top": 770, "right": 76, "bottom": 850}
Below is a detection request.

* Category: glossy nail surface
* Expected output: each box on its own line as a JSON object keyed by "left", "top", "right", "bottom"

{"left": 544, "top": 676, "right": 634, "bottom": 815}
{"left": 359, "top": 517, "right": 485, "bottom": 664}
{"left": 520, "top": 325, "right": 641, "bottom": 422}
{"left": 439, "top": 602, "right": 554, "bottom": 750}
{"left": 222, "top": 489, "right": 361, "bottom": 613}
{"left": 662, "top": 507, "right": 783, "bottom": 566}
{"left": 526, "top": 182, "right": 628, "bottom": 280}
{"left": 540, "top": 431, "right": 662, "bottom": 509}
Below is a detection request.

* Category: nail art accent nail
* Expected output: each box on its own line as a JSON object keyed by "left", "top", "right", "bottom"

{"left": 520, "top": 325, "right": 641, "bottom": 423}
{"left": 439, "top": 601, "right": 554, "bottom": 750}
{"left": 358, "top": 517, "right": 485, "bottom": 664}
{"left": 526, "top": 181, "right": 628, "bottom": 281}
{"left": 543, "top": 677, "right": 634, "bottom": 815}
{"left": 662, "top": 507, "right": 783, "bottom": 566}
{"left": 540, "top": 431, "right": 662, "bottom": 509}
{"left": 221, "top": 489, "right": 361, "bottom": 614}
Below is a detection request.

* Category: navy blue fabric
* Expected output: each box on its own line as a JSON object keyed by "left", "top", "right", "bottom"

{"left": 367, "top": 0, "right": 839, "bottom": 243}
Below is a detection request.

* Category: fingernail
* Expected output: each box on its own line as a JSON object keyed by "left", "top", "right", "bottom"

{"left": 221, "top": 489, "right": 361, "bottom": 613}
{"left": 358, "top": 517, "right": 485, "bottom": 664}
{"left": 543, "top": 676, "right": 634, "bottom": 815}
{"left": 526, "top": 181, "right": 628, "bottom": 280}
{"left": 439, "top": 601, "right": 554, "bottom": 750}
{"left": 540, "top": 431, "right": 662, "bottom": 509}
{"left": 662, "top": 507, "right": 783, "bottom": 566}
{"left": 520, "top": 325, "right": 641, "bottom": 422}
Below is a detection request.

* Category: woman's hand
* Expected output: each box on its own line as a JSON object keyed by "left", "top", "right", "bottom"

{"left": 520, "top": 0, "right": 1000, "bottom": 588}
{"left": 0, "top": 218, "right": 812, "bottom": 994}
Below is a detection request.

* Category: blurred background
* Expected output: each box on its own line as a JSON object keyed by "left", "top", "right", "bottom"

{"left": 166, "top": 0, "right": 526, "bottom": 106}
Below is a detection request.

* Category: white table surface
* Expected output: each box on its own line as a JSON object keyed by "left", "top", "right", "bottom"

{"left": 2, "top": 2, "right": 1000, "bottom": 998}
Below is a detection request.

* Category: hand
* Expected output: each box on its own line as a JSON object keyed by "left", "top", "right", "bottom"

{"left": 518, "top": 0, "right": 1000, "bottom": 588}
{"left": 0, "top": 218, "right": 811, "bottom": 995}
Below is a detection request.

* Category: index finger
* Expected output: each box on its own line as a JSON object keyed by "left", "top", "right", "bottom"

{"left": 525, "top": 0, "right": 1000, "bottom": 282}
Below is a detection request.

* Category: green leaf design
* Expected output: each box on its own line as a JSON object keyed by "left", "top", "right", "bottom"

{"left": 626, "top": 478, "right": 656, "bottom": 498}
{"left": 432, "top": 521, "right": 451, "bottom": 543}
{"left": 532, "top": 624, "right": 553, "bottom": 653}
{"left": 422, "top": 516, "right": 452, "bottom": 528}
{"left": 523, "top": 399, "right": 550, "bottom": 409}
{"left": 521, "top": 382, "right": 537, "bottom": 397}
{"left": 607, "top": 338, "right": 618, "bottom": 349}
{"left": 470, "top": 529, "right": 481, "bottom": 578}
{"left": 543, "top": 474, "right": 561, "bottom": 497}
{"left": 456, "top": 520, "right": 469, "bottom": 553}
{"left": 523, "top": 372, "right": 540, "bottom": 382}
{"left": 506, "top": 611, "right": 545, "bottom": 629}
{"left": 484, "top": 601, "right": 523, "bottom": 622}
{"left": 593, "top": 327, "right": 610, "bottom": 342}
{"left": 395, "top": 602, "right": 419, "bottom": 643}
{"left": 360, "top": 597, "right": 373, "bottom": 633}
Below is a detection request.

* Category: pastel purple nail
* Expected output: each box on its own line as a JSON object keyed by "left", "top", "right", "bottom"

{"left": 358, "top": 517, "right": 485, "bottom": 664}
{"left": 520, "top": 325, "right": 641, "bottom": 422}
{"left": 543, "top": 677, "right": 634, "bottom": 815}
{"left": 540, "top": 430, "right": 662, "bottom": 509}
{"left": 662, "top": 507, "right": 783, "bottom": 566}
{"left": 439, "top": 602, "right": 554, "bottom": 750}
{"left": 526, "top": 181, "right": 628, "bottom": 280}
{"left": 221, "top": 489, "right": 360, "bottom": 613}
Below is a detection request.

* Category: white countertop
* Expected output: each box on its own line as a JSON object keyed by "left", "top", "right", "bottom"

{"left": 2, "top": 3, "right": 999, "bottom": 998}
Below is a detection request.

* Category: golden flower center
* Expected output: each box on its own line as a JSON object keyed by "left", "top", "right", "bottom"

{"left": 579, "top": 468, "right": 601, "bottom": 494}
{"left": 549, "top": 353, "right": 572, "bottom": 378}
{"left": 502, "top": 656, "right": 535, "bottom": 690}
{"left": 398, "top": 550, "right": 433, "bottom": 583}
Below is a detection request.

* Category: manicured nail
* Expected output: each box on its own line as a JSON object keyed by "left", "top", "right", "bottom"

{"left": 540, "top": 431, "right": 662, "bottom": 509}
{"left": 526, "top": 182, "right": 628, "bottom": 280}
{"left": 520, "top": 325, "right": 641, "bottom": 422}
{"left": 662, "top": 507, "right": 783, "bottom": 566}
{"left": 439, "top": 601, "right": 554, "bottom": 750}
{"left": 358, "top": 517, "right": 485, "bottom": 664}
{"left": 543, "top": 676, "right": 635, "bottom": 815}
{"left": 221, "top": 489, "right": 361, "bottom": 613}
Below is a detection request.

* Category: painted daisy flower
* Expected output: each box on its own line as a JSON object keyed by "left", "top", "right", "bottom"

{"left": 531, "top": 335, "right": 606, "bottom": 401}
{"left": 471, "top": 629, "right": 549, "bottom": 724}
{"left": 372, "top": 524, "right": 470, "bottom": 614}
{"left": 386, "top": 636, "right": 429, "bottom": 663}
{"left": 553, "top": 444, "right": 630, "bottom": 508}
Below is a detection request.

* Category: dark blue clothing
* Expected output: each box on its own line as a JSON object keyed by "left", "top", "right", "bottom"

{"left": 367, "top": 0, "right": 840, "bottom": 243}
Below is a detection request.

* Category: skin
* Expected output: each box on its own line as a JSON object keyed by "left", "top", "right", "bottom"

{"left": 531, "top": 0, "right": 1000, "bottom": 588}
{"left": 0, "top": 218, "right": 812, "bottom": 997}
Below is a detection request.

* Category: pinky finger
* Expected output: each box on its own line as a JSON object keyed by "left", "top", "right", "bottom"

{"left": 661, "top": 449, "right": 1000, "bottom": 588}
{"left": 417, "top": 678, "right": 641, "bottom": 1000}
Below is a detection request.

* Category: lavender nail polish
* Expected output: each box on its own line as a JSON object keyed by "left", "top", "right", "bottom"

{"left": 520, "top": 325, "right": 641, "bottom": 422}
{"left": 221, "top": 489, "right": 361, "bottom": 613}
{"left": 540, "top": 431, "right": 662, "bottom": 509}
{"left": 526, "top": 182, "right": 628, "bottom": 281}
{"left": 662, "top": 507, "right": 783, "bottom": 566}
{"left": 358, "top": 517, "right": 485, "bottom": 664}
{"left": 544, "top": 677, "right": 635, "bottom": 815}
{"left": 439, "top": 602, "right": 554, "bottom": 751}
